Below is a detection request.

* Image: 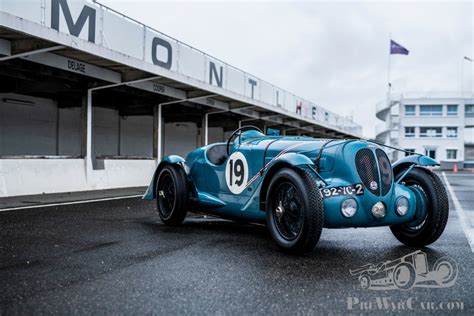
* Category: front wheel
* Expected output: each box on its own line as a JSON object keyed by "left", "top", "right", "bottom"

{"left": 390, "top": 167, "right": 449, "bottom": 247}
{"left": 266, "top": 168, "right": 324, "bottom": 255}
{"left": 156, "top": 165, "right": 189, "bottom": 226}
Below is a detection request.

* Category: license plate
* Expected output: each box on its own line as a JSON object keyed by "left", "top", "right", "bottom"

{"left": 320, "top": 183, "right": 364, "bottom": 198}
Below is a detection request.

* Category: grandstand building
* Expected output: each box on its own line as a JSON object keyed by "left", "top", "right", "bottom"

{"left": 0, "top": 0, "right": 361, "bottom": 197}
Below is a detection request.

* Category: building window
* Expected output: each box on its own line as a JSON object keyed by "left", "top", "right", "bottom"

{"left": 466, "top": 104, "right": 474, "bottom": 117}
{"left": 405, "top": 105, "right": 416, "bottom": 116}
{"left": 420, "top": 105, "right": 442, "bottom": 116}
{"left": 404, "top": 126, "right": 415, "bottom": 137}
{"left": 425, "top": 148, "right": 436, "bottom": 159}
{"left": 446, "top": 149, "right": 457, "bottom": 160}
{"left": 405, "top": 149, "right": 415, "bottom": 157}
{"left": 466, "top": 127, "right": 474, "bottom": 144}
{"left": 447, "top": 104, "right": 458, "bottom": 116}
{"left": 447, "top": 127, "right": 458, "bottom": 138}
{"left": 420, "top": 127, "right": 442, "bottom": 137}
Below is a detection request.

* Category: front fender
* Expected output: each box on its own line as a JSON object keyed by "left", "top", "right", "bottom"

{"left": 257, "top": 152, "right": 318, "bottom": 210}
{"left": 269, "top": 152, "right": 315, "bottom": 167}
{"left": 392, "top": 155, "right": 439, "bottom": 176}
{"left": 142, "top": 155, "right": 186, "bottom": 200}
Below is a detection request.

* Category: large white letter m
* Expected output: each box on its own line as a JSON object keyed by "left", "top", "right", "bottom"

{"left": 51, "top": 0, "right": 96, "bottom": 43}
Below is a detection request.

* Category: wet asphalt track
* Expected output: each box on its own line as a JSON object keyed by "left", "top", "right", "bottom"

{"left": 0, "top": 172, "right": 473, "bottom": 315}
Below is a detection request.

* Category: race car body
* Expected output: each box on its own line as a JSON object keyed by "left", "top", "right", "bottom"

{"left": 144, "top": 126, "right": 449, "bottom": 254}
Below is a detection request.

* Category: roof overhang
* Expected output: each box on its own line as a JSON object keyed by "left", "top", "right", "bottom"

{"left": 0, "top": 1, "right": 362, "bottom": 138}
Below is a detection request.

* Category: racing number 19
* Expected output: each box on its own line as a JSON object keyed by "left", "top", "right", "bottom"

{"left": 225, "top": 152, "right": 249, "bottom": 195}
{"left": 229, "top": 158, "right": 244, "bottom": 186}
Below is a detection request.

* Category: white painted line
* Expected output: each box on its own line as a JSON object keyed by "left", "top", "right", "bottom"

{"left": 440, "top": 173, "right": 474, "bottom": 177}
{"left": 442, "top": 172, "right": 474, "bottom": 252}
{"left": 0, "top": 195, "right": 143, "bottom": 212}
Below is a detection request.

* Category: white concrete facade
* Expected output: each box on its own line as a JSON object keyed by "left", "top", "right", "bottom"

{"left": 376, "top": 92, "right": 474, "bottom": 169}
{"left": 0, "top": 158, "right": 156, "bottom": 197}
{"left": 0, "top": 93, "right": 229, "bottom": 197}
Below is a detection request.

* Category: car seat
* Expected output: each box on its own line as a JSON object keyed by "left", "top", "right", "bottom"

{"left": 206, "top": 143, "right": 229, "bottom": 165}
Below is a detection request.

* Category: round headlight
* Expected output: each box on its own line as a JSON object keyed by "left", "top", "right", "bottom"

{"left": 341, "top": 198, "right": 357, "bottom": 218}
{"left": 371, "top": 201, "right": 386, "bottom": 218}
{"left": 396, "top": 196, "right": 409, "bottom": 216}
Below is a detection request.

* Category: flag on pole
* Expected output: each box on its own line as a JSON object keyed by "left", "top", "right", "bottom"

{"left": 390, "top": 40, "right": 409, "bottom": 55}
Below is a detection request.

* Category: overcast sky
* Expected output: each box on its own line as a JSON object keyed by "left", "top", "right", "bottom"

{"left": 100, "top": 0, "right": 473, "bottom": 137}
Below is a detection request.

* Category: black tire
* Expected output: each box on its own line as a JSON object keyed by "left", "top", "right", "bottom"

{"left": 393, "top": 262, "right": 416, "bottom": 291}
{"left": 390, "top": 167, "right": 449, "bottom": 247}
{"left": 266, "top": 168, "right": 324, "bottom": 255}
{"left": 156, "top": 165, "right": 189, "bottom": 226}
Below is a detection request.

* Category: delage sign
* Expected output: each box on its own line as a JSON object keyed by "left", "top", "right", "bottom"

{"left": 0, "top": 0, "right": 358, "bottom": 133}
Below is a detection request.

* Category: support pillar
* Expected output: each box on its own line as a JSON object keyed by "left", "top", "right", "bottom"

{"left": 203, "top": 113, "right": 209, "bottom": 146}
{"left": 85, "top": 90, "right": 93, "bottom": 176}
{"left": 154, "top": 103, "right": 163, "bottom": 162}
{"left": 203, "top": 110, "right": 228, "bottom": 146}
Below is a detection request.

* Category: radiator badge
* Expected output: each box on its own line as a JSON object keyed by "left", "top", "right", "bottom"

{"left": 369, "top": 181, "right": 378, "bottom": 191}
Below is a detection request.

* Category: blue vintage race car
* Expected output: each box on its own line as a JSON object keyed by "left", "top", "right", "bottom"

{"left": 143, "top": 126, "right": 449, "bottom": 254}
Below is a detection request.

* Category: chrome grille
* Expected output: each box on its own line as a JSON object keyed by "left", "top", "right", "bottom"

{"left": 376, "top": 149, "right": 392, "bottom": 196}
{"left": 355, "top": 148, "right": 380, "bottom": 196}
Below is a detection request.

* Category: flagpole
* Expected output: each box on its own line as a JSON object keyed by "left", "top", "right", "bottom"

{"left": 387, "top": 34, "right": 392, "bottom": 100}
{"left": 463, "top": 56, "right": 474, "bottom": 97}
{"left": 388, "top": 47, "right": 391, "bottom": 92}
{"left": 462, "top": 57, "right": 464, "bottom": 97}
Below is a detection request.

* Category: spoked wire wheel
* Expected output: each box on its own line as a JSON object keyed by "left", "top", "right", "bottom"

{"left": 272, "top": 182, "right": 304, "bottom": 240}
{"left": 155, "top": 165, "right": 189, "bottom": 225}
{"left": 390, "top": 167, "right": 449, "bottom": 246}
{"left": 399, "top": 182, "right": 427, "bottom": 231}
{"left": 157, "top": 172, "right": 176, "bottom": 219}
{"left": 266, "top": 168, "right": 324, "bottom": 254}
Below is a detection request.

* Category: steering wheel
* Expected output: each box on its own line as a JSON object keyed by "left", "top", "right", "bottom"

{"left": 226, "top": 125, "right": 263, "bottom": 155}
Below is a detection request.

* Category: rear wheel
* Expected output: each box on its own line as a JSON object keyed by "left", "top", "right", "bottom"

{"left": 390, "top": 167, "right": 449, "bottom": 246}
{"left": 156, "top": 165, "right": 189, "bottom": 226}
{"left": 266, "top": 168, "right": 324, "bottom": 255}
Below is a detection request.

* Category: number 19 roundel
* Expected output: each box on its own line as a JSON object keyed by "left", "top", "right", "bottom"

{"left": 225, "top": 151, "right": 249, "bottom": 194}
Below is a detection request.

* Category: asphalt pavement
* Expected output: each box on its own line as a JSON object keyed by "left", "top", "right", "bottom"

{"left": 0, "top": 172, "right": 473, "bottom": 315}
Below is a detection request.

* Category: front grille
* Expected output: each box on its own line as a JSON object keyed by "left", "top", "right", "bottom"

{"left": 376, "top": 149, "right": 392, "bottom": 196}
{"left": 355, "top": 148, "right": 380, "bottom": 196}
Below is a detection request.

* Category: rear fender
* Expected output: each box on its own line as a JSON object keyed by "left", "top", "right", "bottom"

{"left": 392, "top": 155, "right": 439, "bottom": 180}
{"left": 142, "top": 155, "right": 187, "bottom": 200}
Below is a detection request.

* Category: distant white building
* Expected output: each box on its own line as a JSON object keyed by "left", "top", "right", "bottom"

{"left": 376, "top": 92, "right": 474, "bottom": 170}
